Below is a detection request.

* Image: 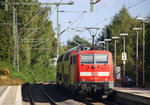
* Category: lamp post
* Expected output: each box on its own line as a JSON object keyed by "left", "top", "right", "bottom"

{"left": 133, "top": 28, "right": 142, "bottom": 87}
{"left": 104, "top": 39, "right": 111, "bottom": 51}
{"left": 112, "top": 37, "right": 119, "bottom": 78}
{"left": 136, "top": 18, "right": 145, "bottom": 88}
{"left": 120, "top": 33, "right": 128, "bottom": 77}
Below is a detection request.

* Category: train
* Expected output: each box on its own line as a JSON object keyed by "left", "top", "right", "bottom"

{"left": 56, "top": 44, "right": 114, "bottom": 99}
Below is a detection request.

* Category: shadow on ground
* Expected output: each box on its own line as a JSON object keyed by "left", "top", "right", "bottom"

{"left": 21, "top": 83, "right": 73, "bottom": 103}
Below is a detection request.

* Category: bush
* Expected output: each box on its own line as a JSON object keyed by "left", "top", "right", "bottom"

{"left": 10, "top": 65, "right": 56, "bottom": 83}
{"left": 0, "top": 61, "right": 56, "bottom": 84}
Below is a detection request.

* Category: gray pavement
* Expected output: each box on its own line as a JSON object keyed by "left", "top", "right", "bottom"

{"left": 114, "top": 87, "right": 150, "bottom": 98}
{"left": 0, "top": 86, "right": 23, "bottom": 105}
{"left": 113, "top": 87, "right": 150, "bottom": 105}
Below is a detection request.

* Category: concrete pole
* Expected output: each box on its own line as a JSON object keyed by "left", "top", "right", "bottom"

{"left": 90, "top": 0, "right": 94, "bottom": 12}
{"left": 123, "top": 37, "right": 125, "bottom": 52}
{"left": 16, "top": 9, "right": 19, "bottom": 72}
{"left": 13, "top": 6, "right": 16, "bottom": 68}
{"left": 142, "top": 21, "right": 145, "bottom": 87}
{"left": 13, "top": 6, "right": 19, "bottom": 72}
{"left": 56, "top": 5, "right": 60, "bottom": 58}
{"left": 114, "top": 40, "right": 117, "bottom": 78}
{"left": 58, "top": 24, "right": 61, "bottom": 54}
{"left": 123, "top": 37, "right": 126, "bottom": 77}
{"left": 106, "top": 42, "right": 108, "bottom": 51}
{"left": 92, "top": 36, "right": 95, "bottom": 47}
{"left": 136, "top": 31, "right": 139, "bottom": 87}
{"left": 5, "top": 0, "right": 8, "bottom": 11}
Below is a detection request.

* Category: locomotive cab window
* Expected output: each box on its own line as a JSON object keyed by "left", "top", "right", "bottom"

{"left": 95, "top": 54, "right": 108, "bottom": 64}
{"left": 81, "top": 54, "right": 108, "bottom": 64}
{"left": 81, "top": 54, "right": 94, "bottom": 64}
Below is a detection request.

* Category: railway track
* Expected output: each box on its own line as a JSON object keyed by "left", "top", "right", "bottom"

{"left": 28, "top": 83, "right": 57, "bottom": 105}
{"left": 41, "top": 84, "right": 57, "bottom": 105}
{"left": 25, "top": 83, "right": 118, "bottom": 105}
{"left": 73, "top": 93, "right": 118, "bottom": 105}
{"left": 28, "top": 84, "right": 36, "bottom": 105}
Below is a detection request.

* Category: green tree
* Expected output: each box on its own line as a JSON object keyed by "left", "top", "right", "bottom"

{"left": 145, "top": 15, "right": 150, "bottom": 83}
{"left": 97, "top": 7, "right": 143, "bottom": 81}
{"left": 0, "top": 0, "right": 57, "bottom": 67}
{"left": 67, "top": 35, "right": 91, "bottom": 50}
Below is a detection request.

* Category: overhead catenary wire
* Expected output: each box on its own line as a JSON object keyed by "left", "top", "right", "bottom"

{"left": 94, "top": 0, "right": 110, "bottom": 12}
{"left": 21, "top": 10, "right": 44, "bottom": 29}
{"left": 44, "top": 0, "right": 63, "bottom": 17}
{"left": 127, "top": 0, "right": 146, "bottom": 10}
{"left": 58, "top": 1, "right": 107, "bottom": 44}
{"left": 15, "top": 9, "right": 48, "bottom": 37}
{"left": 59, "top": 11, "right": 86, "bottom": 35}
{"left": 93, "top": 0, "right": 146, "bottom": 28}
{"left": 53, "top": 1, "right": 100, "bottom": 43}
{"left": 87, "top": 0, "right": 112, "bottom": 28}
{"left": 56, "top": 10, "right": 87, "bottom": 30}
{"left": 51, "top": 0, "right": 147, "bottom": 46}
{"left": 16, "top": 0, "right": 69, "bottom": 37}
{"left": 22, "top": 29, "right": 39, "bottom": 41}
{"left": 30, "top": 39, "right": 49, "bottom": 48}
{"left": 93, "top": 17, "right": 112, "bottom": 27}
{"left": 118, "top": 0, "right": 147, "bottom": 34}
{"left": 76, "top": 12, "right": 87, "bottom": 27}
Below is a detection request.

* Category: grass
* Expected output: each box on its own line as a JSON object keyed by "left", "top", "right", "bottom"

{"left": 0, "top": 61, "right": 56, "bottom": 85}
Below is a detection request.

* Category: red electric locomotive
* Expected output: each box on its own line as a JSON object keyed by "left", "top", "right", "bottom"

{"left": 56, "top": 45, "right": 114, "bottom": 99}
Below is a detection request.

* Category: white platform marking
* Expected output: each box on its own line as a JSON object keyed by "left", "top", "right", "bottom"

{"left": 0, "top": 86, "right": 11, "bottom": 105}
{"left": 15, "top": 86, "right": 22, "bottom": 105}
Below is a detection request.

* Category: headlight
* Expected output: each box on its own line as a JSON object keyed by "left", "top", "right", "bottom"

{"left": 81, "top": 78, "right": 86, "bottom": 81}
{"left": 81, "top": 83, "right": 87, "bottom": 90}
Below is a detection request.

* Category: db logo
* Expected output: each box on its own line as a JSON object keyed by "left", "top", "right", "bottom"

{"left": 92, "top": 72, "right": 98, "bottom": 76}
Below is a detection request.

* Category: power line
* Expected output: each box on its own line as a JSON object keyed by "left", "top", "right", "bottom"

{"left": 59, "top": 11, "right": 86, "bottom": 35}
{"left": 94, "top": 17, "right": 112, "bottom": 27}
{"left": 93, "top": 0, "right": 146, "bottom": 28}
{"left": 60, "top": 11, "right": 87, "bottom": 26}
{"left": 76, "top": 12, "right": 88, "bottom": 27}
{"left": 127, "top": 0, "right": 146, "bottom": 10}
{"left": 94, "top": 0, "right": 110, "bottom": 12}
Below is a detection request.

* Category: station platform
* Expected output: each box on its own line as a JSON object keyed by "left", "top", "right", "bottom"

{"left": 113, "top": 87, "right": 150, "bottom": 105}
{"left": 0, "top": 86, "right": 23, "bottom": 105}
{"left": 114, "top": 87, "right": 150, "bottom": 98}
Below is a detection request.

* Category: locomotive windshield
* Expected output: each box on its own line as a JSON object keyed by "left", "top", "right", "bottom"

{"left": 81, "top": 54, "right": 108, "bottom": 64}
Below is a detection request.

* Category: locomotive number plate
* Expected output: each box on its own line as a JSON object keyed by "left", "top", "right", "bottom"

{"left": 92, "top": 72, "right": 98, "bottom": 76}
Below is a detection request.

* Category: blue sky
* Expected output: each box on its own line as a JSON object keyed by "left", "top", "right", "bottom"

{"left": 38, "top": 0, "right": 150, "bottom": 45}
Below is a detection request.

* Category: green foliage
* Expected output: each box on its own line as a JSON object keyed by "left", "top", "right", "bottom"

{"left": 0, "top": 0, "right": 57, "bottom": 67}
{"left": 97, "top": 7, "right": 150, "bottom": 85}
{"left": 0, "top": 1, "right": 57, "bottom": 83}
{"left": 11, "top": 65, "right": 56, "bottom": 83}
{"left": 0, "top": 61, "right": 56, "bottom": 83}
{"left": 145, "top": 16, "right": 150, "bottom": 82}
{"left": 67, "top": 35, "right": 91, "bottom": 50}
{"left": 60, "top": 45, "right": 68, "bottom": 54}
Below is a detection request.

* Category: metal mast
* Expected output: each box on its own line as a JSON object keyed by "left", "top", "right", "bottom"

{"left": 3, "top": 1, "right": 74, "bottom": 71}
{"left": 13, "top": 6, "right": 19, "bottom": 72}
